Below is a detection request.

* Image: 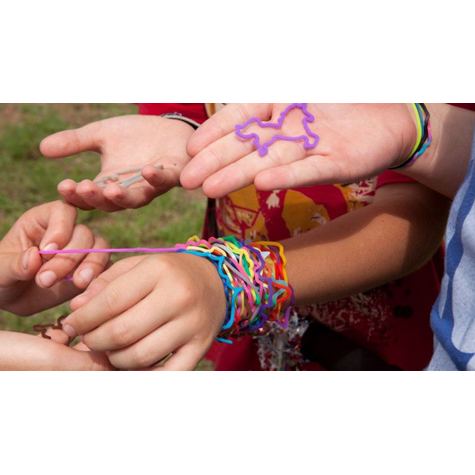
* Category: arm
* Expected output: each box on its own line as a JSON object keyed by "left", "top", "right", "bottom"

{"left": 283, "top": 181, "right": 451, "bottom": 304}
{"left": 399, "top": 104, "right": 475, "bottom": 199}
{"left": 0, "top": 331, "right": 113, "bottom": 370}
{"left": 56, "top": 181, "right": 449, "bottom": 371}
{"left": 182, "top": 103, "right": 475, "bottom": 200}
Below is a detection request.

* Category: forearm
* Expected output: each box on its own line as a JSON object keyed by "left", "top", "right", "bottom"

{"left": 0, "top": 331, "right": 113, "bottom": 371}
{"left": 0, "top": 332, "right": 68, "bottom": 370}
{"left": 283, "top": 183, "right": 450, "bottom": 305}
{"left": 400, "top": 103, "right": 475, "bottom": 199}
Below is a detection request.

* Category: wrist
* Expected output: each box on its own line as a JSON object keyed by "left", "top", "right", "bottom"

{"left": 197, "top": 254, "right": 229, "bottom": 327}
{"left": 160, "top": 113, "right": 200, "bottom": 131}
{"left": 399, "top": 104, "right": 474, "bottom": 199}
{"left": 403, "top": 103, "right": 422, "bottom": 162}
{"left": 172, "top": 251, "right": 228, "bottom": 328}
{"left": 391, "top": 103, "right": 429, "bottom": 169}
{"left": 175, "top": 236, "right": 295, "bottom": 343}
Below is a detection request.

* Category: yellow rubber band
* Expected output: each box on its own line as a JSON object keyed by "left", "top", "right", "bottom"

{"left": 389, "top": 103, "right": 424, "bottom": 170}
{"left": 408, "top": 103, "right": 423, "bottom": 158}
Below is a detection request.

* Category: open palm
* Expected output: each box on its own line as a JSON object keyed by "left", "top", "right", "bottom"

{"left": 181, "top": 103, "right": 417, "bottom": 198}
{"left": 41, "top": 115, "right": 195, "bottom": 212}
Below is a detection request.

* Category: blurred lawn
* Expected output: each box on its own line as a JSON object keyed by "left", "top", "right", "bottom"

{"left": 0, "top": 104, "right": 212, "bottom": 369}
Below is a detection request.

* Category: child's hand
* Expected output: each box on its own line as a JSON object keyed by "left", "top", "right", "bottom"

{"left": 40, "top": 115, "right": 195, "bottom": 212}
{"left": 0, "top": 330, "right": 114, "bottom": 370}
{"left": 0, "top": 201, "right": 109, "bottom": 316}
{"left": 181, "top": 103, "right": 418, "bottom": 197}
{"left": 60, "top": 253, "right": 227, "bottom": 371}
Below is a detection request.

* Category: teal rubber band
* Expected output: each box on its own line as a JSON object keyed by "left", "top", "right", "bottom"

{"left": 216, "top": 337, "right": 233, "bottom": 344}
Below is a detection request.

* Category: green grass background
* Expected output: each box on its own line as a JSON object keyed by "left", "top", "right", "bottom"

{"left": 0, "top": 104, "right": 211, "bottom": 368}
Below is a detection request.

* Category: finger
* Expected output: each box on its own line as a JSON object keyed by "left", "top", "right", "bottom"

{"left": 36, "top": 201, "right": 78, "bottom": 251}
{"left": 69, "top": 256, "right": 145, "bottom": 311}
{"left": 180, "top": 131, "right": 256, "bottom": 190}
{"left": 0, "top": 246, "right": 42, "bottom": 287}
{"left": 254, "top": 155, "right": 357, "bottom": 190}
{"left": 40, "top": 122, "right": 102, "bottom": 158}
{"left": 75, "top": 179, "right": 124, "bottom": 212}
{"left": 72, "top": 340, "right": 90, "bottom": 352}
{"left": 57, "top": 179, "right": 96, "bottom": 210}
{"left": 107, "top": 321, "right": 191, "bottom": 370}
{"left": 19, "top": 200, "right": 78, "bottom": 251}
{"left": 61, "top": 263, "right": 155, "bottom": 339}
{"left": 103, "top": 163, "right": 182, "bottom": 209}
{"left": 69, "top": 278, "right": 108, "bottom": 311}
{"left": 36, "top": 224, "right": 95, "bottom": 289}
{"left": 83, "top": 292, "right": 172, "bottom": 352}
{"left": 101, "top": 182, "right": 160, "bottom": 209}
{"left": 142, "top": 164, "right": 179, "bottom": 192}
{"left": 72, "top": 236, "right": 110, "bottom": 290}
{"left": 38, "top": 328, "right": 71, "bottom": 345}
{"left": 149, "top": 344, "right": 204, "bottom": 371}
{"left": 186, "top": 103, "right": 271, "bottom": 156}
{"left": 201, "top": 140, "right": 307, "bottom": 198}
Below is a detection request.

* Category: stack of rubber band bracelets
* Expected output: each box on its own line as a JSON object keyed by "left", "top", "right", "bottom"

{"left": 175, "top": 236, "right": 295, "bottom": 344}
{"left": 391, "top": 103, "right": 432, "bottom": 169}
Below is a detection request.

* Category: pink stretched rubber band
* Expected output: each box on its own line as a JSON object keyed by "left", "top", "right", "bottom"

{"left": 39, "top": 247, "right": 177, "bottom": 255}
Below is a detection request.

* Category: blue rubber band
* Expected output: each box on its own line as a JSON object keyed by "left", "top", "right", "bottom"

{"left": 216, "top": 337, "right": 233, "bottom": 344}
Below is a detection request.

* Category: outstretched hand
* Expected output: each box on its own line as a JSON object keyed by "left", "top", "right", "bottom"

{"left": 41, "top": 115, "right": 195, "bottom": 212}
{"left": 181, "top": 103, "right": 418, "bottom": 198}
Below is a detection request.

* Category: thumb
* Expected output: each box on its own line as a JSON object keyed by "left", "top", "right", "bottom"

{"left": 0, "top": 247, "right": 42, "bottom": 287}
{"left": 186, "top": 103, "right": 271, "bottom": 156}
{"left": 40, "top": 122, "right": 102, "bottom": 158}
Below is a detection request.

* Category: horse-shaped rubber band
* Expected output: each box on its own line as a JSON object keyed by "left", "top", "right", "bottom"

{"left": 235, "top": 103, "right": 319, "bottom": 157}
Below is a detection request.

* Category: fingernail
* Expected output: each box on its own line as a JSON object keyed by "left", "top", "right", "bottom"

{"left": 38, "top": 270, "right": 57, "bottom": 288}
{"left": 43, "top": 243, "right": 59, "bottom": 252}
{"left": 78, "top": 268, "right": 94, "bottom": 286}
{"left": 21, "top": 248, "right": 32, "bottom": 270}
{"left": 62, "top": 324, "right": 77, "bottom": 339}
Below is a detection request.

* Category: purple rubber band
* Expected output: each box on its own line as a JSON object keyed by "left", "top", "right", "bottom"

{"left": 235, "top": 103, "right": 319, "bottom": 157}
